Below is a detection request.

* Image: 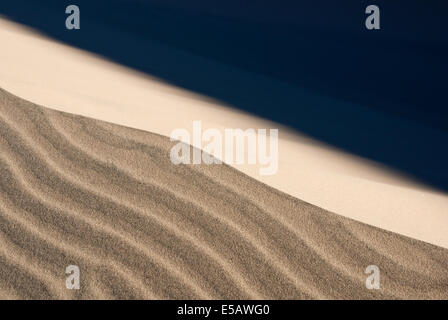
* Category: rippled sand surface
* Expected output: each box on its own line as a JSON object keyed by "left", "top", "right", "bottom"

{"left": 0, "top": 88, "right": 447, "bottom": 299}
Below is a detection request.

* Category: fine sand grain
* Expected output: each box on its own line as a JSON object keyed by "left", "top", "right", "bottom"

{"left": 0, "top": 88, "right": 447, "bottom": 299}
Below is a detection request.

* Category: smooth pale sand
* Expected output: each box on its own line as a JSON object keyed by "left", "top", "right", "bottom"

{"left": 0, "top": 87, "right": 447, "bottom": 299}
{"left": 1, "top": 18, "right": 448, "bottom": 250}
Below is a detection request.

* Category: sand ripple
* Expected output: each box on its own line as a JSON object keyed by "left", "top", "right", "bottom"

{"left": 0, "top": 88, "right": 447, "bottom": 299}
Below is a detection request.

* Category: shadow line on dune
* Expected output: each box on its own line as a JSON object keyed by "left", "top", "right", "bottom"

{"left": 1, "top": 0, "right": 448, "bottom": 191}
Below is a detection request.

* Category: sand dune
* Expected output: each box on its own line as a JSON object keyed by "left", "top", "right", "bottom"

{"left": 1, "top": 18, "right": 448, "bottom": 250}
{"left": 0, "top": 87, "right": 447, "bottom": 299}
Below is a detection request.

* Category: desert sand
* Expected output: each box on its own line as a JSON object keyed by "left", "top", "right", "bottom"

{"left": 0, "top": 87, "right": 447, "bottom": 299}
{"left": 1, "top": 17, "right": 448, "bottom": 251}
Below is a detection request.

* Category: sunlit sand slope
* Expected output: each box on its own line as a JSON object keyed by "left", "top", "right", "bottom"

{"left": 0, "top": 88, "right": 447, "bottom": 299}
{"left": 1, "top": 18, "right": 448, "bottom": 249}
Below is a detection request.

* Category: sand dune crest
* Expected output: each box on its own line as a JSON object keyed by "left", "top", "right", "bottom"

{"left": 0, "top": 88, "right": 447, "bottom": 299}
